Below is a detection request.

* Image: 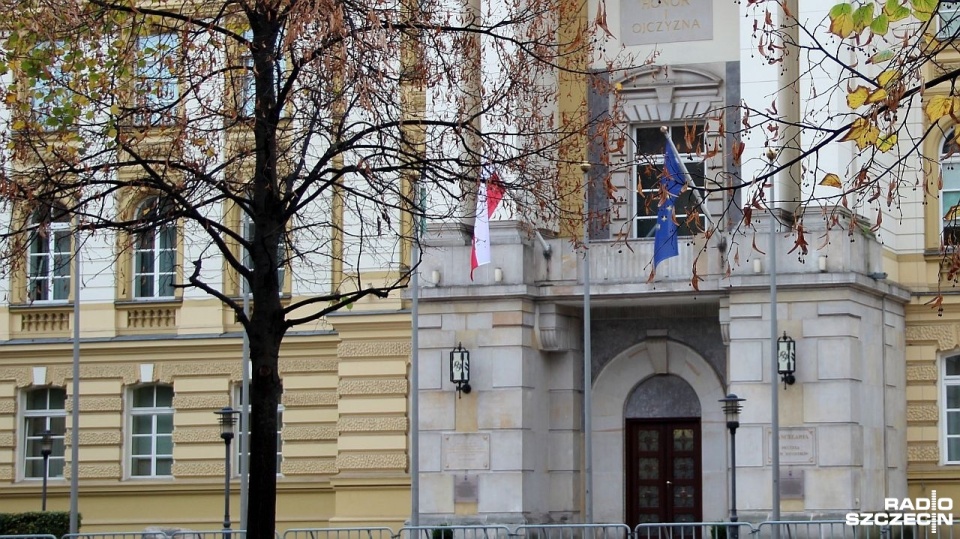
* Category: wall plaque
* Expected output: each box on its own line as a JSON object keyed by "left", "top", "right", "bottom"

{"left": 765, "top": 427, "right": 817, "bottom": 466}
{"left": 620, "top": 0, "right": 714, "bottom": 46}
{"left": 454, "top": 474, "right": 479, "bottom": 503}
{"left": 442, "top": 433, "right": 490, "bottom": 470}
{"left": 780, "top": 469, "right": 804, "bottom": 500}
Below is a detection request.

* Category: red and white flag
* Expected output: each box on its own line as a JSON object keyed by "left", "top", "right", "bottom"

{"left": 470, "top": 166, "right": 505, "bottom": 280}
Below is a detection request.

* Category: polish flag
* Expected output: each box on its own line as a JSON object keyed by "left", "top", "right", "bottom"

{"left": 470, "top": 166, "right": 505, "bottom": 280}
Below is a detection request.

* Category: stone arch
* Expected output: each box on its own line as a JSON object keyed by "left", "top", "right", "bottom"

{"left": 592, "top": 337, "right": 726, "bottom": 523}
{"left": 625, "top": 374, "right": 702, "bottom": 419}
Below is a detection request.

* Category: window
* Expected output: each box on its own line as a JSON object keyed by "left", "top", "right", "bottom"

{"left": 22, "top": 388, "right": 66, "bottom": 479}
{"left": 230, "top": 31, "right": 255, "bottom": 118}
{"left": 942, "top": 130, "right": 960, "bottom": 247}
{"left": 27, "top": 207, "right": 71, "bottom": 302}
{"left": 29, "top": 41, "right": 72, "bottom": 129}
{"left": 940, "top": 1, "right": 960, "bottom": 40}
{"left": 945, "top": 356, "right": 960, "bottom": 463}
{"left": 233, "top": 384, "right": 282, "bottom": 474}
{"left": 634, "top": 125, "right": 706, "bottom": 239}
{"left": 133, "top": 196, "right": 176, "bottom": 299}
{"left": 241, "top": 211, "right": 285, "bottom": 295}
{"left": 135, "top": 33, "right": 179, "bottom": 125}
{"left": 129, "top": 385, "right": 174, "bottom": 477}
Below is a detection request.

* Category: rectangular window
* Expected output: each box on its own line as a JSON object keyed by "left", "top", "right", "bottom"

{"left": 29, "top": 41, "right": 71, "bottom": 130}
{"left": 233, "top": 384, "right": 282, "bottom": 475}
{"left": 634, "top": 125, "right": 706, "bottom": 239}
{"left": 22, "top": 388, "right": 66, "bottom": 479}
{"left": 940, "top": 1, "right": 960, "bottom": 40}
{"left": 945, "top": 356, "right": 960, "bottom": 463}
{"left": 135, "top": 33, "right": 179, "bottom": 125}
{"left": 28, "top": 213, "right": 71, "bottom": 302}
{"left": 130, "top": 385, "right": 174, "bottom": 477}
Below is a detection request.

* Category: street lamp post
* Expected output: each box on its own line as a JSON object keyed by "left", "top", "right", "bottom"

{"left": 719, "top": 394, "right": 745, "bottom": 539}
{"left": 215, "top": 407, "right": 238, "bottom": 538}
{"left": 40, "top": 430, "right": 53, "bottom": 511}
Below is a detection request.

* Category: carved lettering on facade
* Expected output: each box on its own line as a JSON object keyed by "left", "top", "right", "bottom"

{"left": 620, "top": 0, "right": 713, "bottom": 46}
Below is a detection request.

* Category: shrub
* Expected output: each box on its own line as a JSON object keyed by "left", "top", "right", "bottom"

{"left": 0, "top": 512, "right": 77, "bottom": 537}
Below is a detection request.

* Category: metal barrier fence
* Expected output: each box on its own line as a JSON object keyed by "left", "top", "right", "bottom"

{"left": 64, "top": 531, "right": 246, "bottom": 539}
{"left": 398, "top": 525, "right": 512, "bottom": 539}
{"left": 0, "top": 535, "right": 58, "bottom": 539}
{"left": 283, "top": 527, "right": 393, "bottom": 539}
{"left": 514, "top": 524, "right": 632, "bottom": 539}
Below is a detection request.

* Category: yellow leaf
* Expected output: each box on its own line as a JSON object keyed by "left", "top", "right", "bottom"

{"left": 840, "top": 118, "right": 880, "bottom": 150}
{"left": 847, "top": 86, "right": 869, "bottom": 108}
{"left": 830, "top": 12, "right": 855, "bottom": 37}
{"left": 4, "top": 91, "right": 16, "bottom": 105}
{"left": 878, "top": 133, "right": 898, "bottom": 153}
{"left": 866, "top": 88, "right": 888, "bottom": 104}
{"left": 820, "top": 173, "right": 842, "bottom": 188}
{"left": 877, "top": 69, "right": 899, "bottom": 88}
{"left": 925, "top": 95, "right": 960, "bottom": 123}
{"left": 11, "top": 119, "right": 25, "bottom": 130}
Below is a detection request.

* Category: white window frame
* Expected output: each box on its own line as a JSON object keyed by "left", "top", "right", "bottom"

{"left": 943, "top": 355, "right": 960, "bottom": 464}
{"left": 939, "top": 1, "right": 960, "bottom": 40}
{"left": 128, "top": 384, "right": 174, "bottom": 478}
{"left": 133, "top": 197, "right": 177, "bottom": 299}
{"left": 632, "top": 125, "right": 706, "bottom": 239}
{"left": 27, "top": 209, "right": 71, "bottom": 302}
{"left": 21, "top": 387, "right": 66, "bottom": 480}
{"left": 233, "top": 383, "right": 283, "bottom": 476}
{"left": 135, "top": 33, "right": 180, "bottom": 125}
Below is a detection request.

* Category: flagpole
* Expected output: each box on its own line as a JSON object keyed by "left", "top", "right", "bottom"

{"left": 410, "top": 183, "right": 424, "bottom": 527}
{"left": 767, "top": 149, "right": 781, "bottom": 527}
{"left": 581, "top": 162, "right": 593, "bottom": 523}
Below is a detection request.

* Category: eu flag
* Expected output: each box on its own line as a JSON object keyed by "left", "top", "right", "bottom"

{"left": 653, "top": 142, "right": 687, "bottom": 268}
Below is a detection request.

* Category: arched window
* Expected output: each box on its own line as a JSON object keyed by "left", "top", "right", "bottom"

{"left": 942, "top": 130, "right": 960, "bottom": 247}
{"left": 22, "top": 387, "right": 66, "bottom": 479}
{"left": 133, "top": 197, "right": 176, "bottom": 299}
{"left": 129, "top": 384, "right": 174, "bottom": 477}
{"left": 27, "top": 206, "right": 71, "bottom": 302}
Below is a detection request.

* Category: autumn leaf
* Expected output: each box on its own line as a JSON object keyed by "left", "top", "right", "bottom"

{"left": 828, "top": 3, "right": 855, "bottom": 37}
{"left": 884, "top": 0, "right": 910, "bottom": 21}
{"left": 867, "top": 88, "right": 888, "bottom": 104}
{"left": 840, "top": 118, "right": 880, "bottom": 150}
{"left": 877, "top": 69, "right": 900, "bottom": 89}
{"left": 878, "top": 133, "right": 898, "bottom": 152}
{"left": 868, "top": 49, "right": 894, "bottom": 63}
{"left": 847, "top": 86, "right": 869, "bottom": 108}
{"left": 910, "top": 0, "right": 937, "bottom": 21}
{"left": 870, "top": 14, "right": 890, "bottom": 35}
{"left": 925, "top": 95, "right": 960, "bottom": 123}
{"left": 820, "top": 173, "right": 842, "bottom": 188}
{"left": 852, "top": 3, "right": 875, "bottom": 33}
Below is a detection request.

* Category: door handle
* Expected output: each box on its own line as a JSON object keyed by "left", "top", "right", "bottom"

{"left": 666, "top": 480, "right": 672, "bottom": 486}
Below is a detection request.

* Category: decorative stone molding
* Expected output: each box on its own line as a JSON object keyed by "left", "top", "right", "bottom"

{"left": 18, "top": 309, "right": 70, "bottom": 333}
{"left": 283, "top": 391, "right": 337, "bottom": 407}
{"left": 338, "top": 341, "right": 410, "bottom": 358}
{"left": 0, "top": 398, "right": 13, "bottom": 414}
{"left": 907, "top": 403, "right": 939, "bottom": 422}
{"left": 908, "top": 442, "right": 940, "bottom": 462}
{"left": 172, "top": 461, "right": 222, "bottom": 477}
{"left": 79, "top": 430, "right": 122, "bottom": 445}
{"left": 907, "top": 363, "right": 939, "bottom": 382}
{"left": 164, "top": 362, "right": 236, "bottom": 377}
{"left": 78, "top": 463, "right": 122, "bottom": 479}
{"left": 536, "top": 304, "right": 578, "bottom": 352}
{"left": 281, "top": 458, "right": 337, "bottom": 475}
{"left": 615, "top": 66, "right": 724, "bottom": 123}
{"left": 335, "top": 452, "right": 407, "bottom": 470}
{"left": 906, "top": 324, "right": 958, "bottom": 350}
{"left": 172, "top": 394, "right": 228, "bottom": 410}
{"left": 281, "top": 358, "right": 338, "bottom": 373}
{"left": 338, "top": 379, "right": 407, "bottom": 396}
{"left": 173, "top": 427, "right": 220, "bottom": 444}
{"left": 125, "top": 307, "right": 178, "bottom": 329}
{"left": 338, "top": 417, "right": 407, "bottom": 433}
{"left": 68, "top": 396, "right": 122, "bottom": 412}
{"left": 0, "top": 464, "right": 12, "bottom": 481}
{"left": 283, "top": 425, "right": 337, "bottom": 440}
{"left": 0, "top": 432, "right": 14, "bottom": 448}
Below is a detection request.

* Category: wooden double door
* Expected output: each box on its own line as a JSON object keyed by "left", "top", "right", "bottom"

{"left": 625, "top": 418, "right": 702, "bottom": 527}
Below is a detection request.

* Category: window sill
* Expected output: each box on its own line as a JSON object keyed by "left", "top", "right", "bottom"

{"left": 115, "top": 300, "right": 181, "bottom": 335}
{"left": 10, "top": 303, "right": 73, "bottom": 335}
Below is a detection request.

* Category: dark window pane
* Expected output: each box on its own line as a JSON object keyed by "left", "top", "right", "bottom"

{"left": 134, "top": 387, "right": 154, "bottom": 408}
{"left": 948, "top": 356, "right": 960, "bottom": 376}
{"left": 156, "top": 386, "right": 173, "bottom": 407}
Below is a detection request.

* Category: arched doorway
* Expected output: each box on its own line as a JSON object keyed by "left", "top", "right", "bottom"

{"left": 625, "top": 375, "right": 702, "bottom": 526}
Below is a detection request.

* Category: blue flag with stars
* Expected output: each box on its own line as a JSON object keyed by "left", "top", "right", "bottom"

{"left": 653, "top": 142, "right": 687, "bottom": 268}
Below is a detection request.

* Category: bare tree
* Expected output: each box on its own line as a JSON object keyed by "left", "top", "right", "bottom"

{"left": 0, "top": 0, "right": 602, "bottom": 535}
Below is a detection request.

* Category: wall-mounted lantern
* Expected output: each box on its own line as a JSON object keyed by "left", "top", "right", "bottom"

{"left": 450, "top": 342, "right": 471, "bottom": 396}
{"left": 777, "top": 332, "right": 796, "bottom": 387}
